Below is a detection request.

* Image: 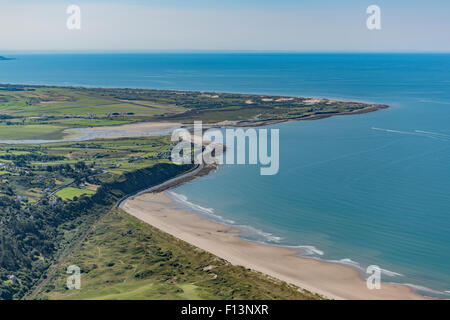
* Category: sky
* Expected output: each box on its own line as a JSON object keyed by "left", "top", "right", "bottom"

{"left": 1, "top": 0, "right": 449, "bottom": 52}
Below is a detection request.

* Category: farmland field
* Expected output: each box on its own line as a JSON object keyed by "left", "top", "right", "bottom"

{"left": 55, "top": 187, "right": 95, "bottom": 200}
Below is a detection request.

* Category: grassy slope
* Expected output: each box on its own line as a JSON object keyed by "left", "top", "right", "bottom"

{"left": 0, "top": 124, "right": 66, "bottom": 139}
{"left": 55, "top": 187, "right": 95, "bottom": 200}
{"left": 41, "top": 210, "right": 323, "bottom": 300}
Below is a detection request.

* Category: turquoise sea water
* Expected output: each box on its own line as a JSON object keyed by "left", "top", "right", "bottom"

{"left": 1, "top": 53, "right": 449, "bottom": 297}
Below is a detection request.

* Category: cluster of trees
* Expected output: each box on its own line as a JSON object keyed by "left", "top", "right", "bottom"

{"left": 3, "top": 153, "right": 65, "bottom": 163}
{"left": 0, "top": 84, "right": 34, "bottom": 91}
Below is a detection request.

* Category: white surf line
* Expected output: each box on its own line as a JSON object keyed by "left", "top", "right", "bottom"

{"left": 401, "top": 283, "right": 449, "bottom": 297}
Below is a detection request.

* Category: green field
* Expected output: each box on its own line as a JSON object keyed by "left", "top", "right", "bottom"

{"left": 55, "top": 187, "right": 96, "bottom": 200}
{"left": 0, "top": 124, "right": 66, "bottom": 140}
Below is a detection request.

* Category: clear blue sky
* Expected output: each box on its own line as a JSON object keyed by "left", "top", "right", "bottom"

{"left": 2, "top": 0, "right": 449, "bottom": 52}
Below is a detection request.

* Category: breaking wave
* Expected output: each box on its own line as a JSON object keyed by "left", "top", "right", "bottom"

{"left": 402, "top": 283, "right": 450, "bottom": 297}
{"left": 167, "top": 191, "right": 282, "bottom": 243}
{"left": 165, "top": 191, "right": 450, "bottom": 298}
{"left": 167, "top": 191, "right": 235, "bottom": 225}
{"left": 285, "top": 245, "right": 324, "bottom": 256}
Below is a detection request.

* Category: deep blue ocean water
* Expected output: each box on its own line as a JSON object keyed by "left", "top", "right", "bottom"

{"left": 1, "top": 53, "right": 449, "bottom": 297}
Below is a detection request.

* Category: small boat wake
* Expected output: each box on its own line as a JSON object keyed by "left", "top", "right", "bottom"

{"left": 372, "top": 127, "right": 450, "bottom": 141}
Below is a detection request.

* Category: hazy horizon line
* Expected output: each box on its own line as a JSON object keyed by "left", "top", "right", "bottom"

{"left": 2, "top": 50, "right": 450, "bottom": 55}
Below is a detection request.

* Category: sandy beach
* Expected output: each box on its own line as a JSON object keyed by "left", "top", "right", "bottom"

{"left": 121, "top": 192, "right": 425, "bottom": 300}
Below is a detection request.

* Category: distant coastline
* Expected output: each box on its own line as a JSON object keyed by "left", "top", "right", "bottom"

{"left": 0, "top": 83, "right": 388, "bottom": 143}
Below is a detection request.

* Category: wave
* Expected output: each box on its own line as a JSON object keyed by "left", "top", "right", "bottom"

{"left": 329, "top": 258, "right": 363, "bottom": 270}
{"left": 328, "top": 258, "right": 403, "bottom": 277}
{"left": 167, "top": 193, "right": 405, "bottom": 280}
{"left": 166, "top": 191, "right": 450, "bottom": 297}
{"left": 167, "top": 191, "right": 282, "bottom": 243}
{"left": 401, "top": 283, "right": 450, "bottom": 297}
{"left": 236, "top": 225, "right": 282, "bottom": 243}
{"left": 326, "top": 259, "right": 450, "bottom": 297}
{"left": 286, "top": 245, "right": 324, "bottom": 256}
{"left": 167, "top": 191, "right": 235, "bottom": 225}
{"left": 371, "top": 127, "right": 417, "bottom": 135}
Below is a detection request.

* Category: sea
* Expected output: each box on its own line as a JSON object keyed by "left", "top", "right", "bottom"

{"left": 1, "top": 53, "right": 449, "bottom": 297}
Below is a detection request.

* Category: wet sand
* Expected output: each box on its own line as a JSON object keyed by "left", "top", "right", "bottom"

{"left": 84, "top": 121, "right": 181, "bottom": 133}
{"left": 62, "top": 121, "right": 182, "bottom": 141}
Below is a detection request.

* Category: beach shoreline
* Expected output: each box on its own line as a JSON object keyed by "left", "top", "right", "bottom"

{"left": 121, "top": 191, "right": 426, "bottom": 300}
{"left": 115, "top": 103, "right": 430, "bottom": 300}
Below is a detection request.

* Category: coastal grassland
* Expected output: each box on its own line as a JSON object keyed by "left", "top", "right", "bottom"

{"left": 0, "top": 124, "right": 66, "bottom": 140}
{"left": 40, "top": 209, "right": 322, "bottom": 300}
{"left": 0, "top": 85, "right": 186, "bottom": 139}
{"left": 0, "top": 84, "right": 386, "bottom": 140}
{"left": 55, "top": 187, "right": 95, "bottom": 200}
